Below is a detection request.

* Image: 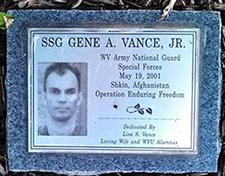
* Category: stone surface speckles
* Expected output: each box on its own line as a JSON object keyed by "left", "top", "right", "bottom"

{"left": 7, "top": 10, "right": 221, "bottom": 175}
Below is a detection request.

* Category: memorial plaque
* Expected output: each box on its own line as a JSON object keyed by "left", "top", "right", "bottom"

{"left": 7, "top": 10, "right": 221, "bottom": 174}
{"left": 28, "top": 28, "right": 199, "bottom": 153}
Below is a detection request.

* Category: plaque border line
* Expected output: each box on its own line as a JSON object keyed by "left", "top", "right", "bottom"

{"left": 28, "top": 28, "right": 199, "bottom": 154}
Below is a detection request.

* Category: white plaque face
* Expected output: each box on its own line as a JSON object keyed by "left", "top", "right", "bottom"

{"left": 28, "top": 28, "right": 199, "bottom": 154}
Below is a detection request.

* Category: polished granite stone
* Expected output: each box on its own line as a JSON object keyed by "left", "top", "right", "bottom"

{"left": 7, "top": 10, "right": 221, "bottom": 175}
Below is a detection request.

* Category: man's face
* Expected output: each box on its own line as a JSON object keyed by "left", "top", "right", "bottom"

{"left": 45, "top": 70, "right": 79, "bottom": 122}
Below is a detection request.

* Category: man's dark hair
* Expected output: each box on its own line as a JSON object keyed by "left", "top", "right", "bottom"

{"left": 44, "top": 63, "right": 80, "bottom": 92}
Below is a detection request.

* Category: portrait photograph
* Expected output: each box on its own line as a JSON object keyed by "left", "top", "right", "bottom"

{"left": 37, "top": 62, "right": 87, "bottom": 136}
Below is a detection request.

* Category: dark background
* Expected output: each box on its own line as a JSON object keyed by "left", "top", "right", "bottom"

{"left": 0, "top": 0, "right": 225, "bottom": 175}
